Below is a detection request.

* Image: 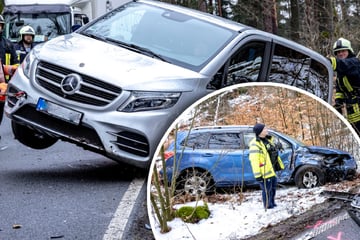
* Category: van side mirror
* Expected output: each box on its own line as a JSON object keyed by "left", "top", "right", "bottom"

{"left": 82, "top": 16, "right": 89, "bottom": 25}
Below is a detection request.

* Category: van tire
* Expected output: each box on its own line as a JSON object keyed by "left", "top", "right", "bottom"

{"left": 11, "top": 121, "right": 58, "bottom": 149}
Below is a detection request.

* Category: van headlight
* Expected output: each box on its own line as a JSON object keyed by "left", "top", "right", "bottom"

{"left": 22, "top": 50, "right": 35, "bottom": 79}
{"left": 120, "top": 91, "right": 181, "bottom": 112}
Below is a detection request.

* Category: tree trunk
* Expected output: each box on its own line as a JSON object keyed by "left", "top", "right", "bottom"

{"left": 263, "top": 0, "right": 278, "bottom": 34}
{"left": 290, "top": 0, "right": 300, "bottom": 41}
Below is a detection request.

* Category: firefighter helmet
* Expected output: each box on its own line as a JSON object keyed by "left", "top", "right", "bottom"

{"left": 333, "top": 38, "right": 354, "bottom": 55}
{"left": 19, "top": 25, "right": 35, "bottom": 38}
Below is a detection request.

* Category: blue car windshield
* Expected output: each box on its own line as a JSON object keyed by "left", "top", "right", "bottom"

{"left": 80, "top": 1, "right": 237, "bottom": 71}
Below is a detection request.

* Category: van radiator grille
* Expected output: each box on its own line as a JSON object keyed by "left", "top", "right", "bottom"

{"left": 35, "top": 61, "right": 122, "bottom": 106}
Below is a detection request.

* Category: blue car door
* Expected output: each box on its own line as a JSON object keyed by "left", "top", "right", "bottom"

{"left": 271, "top": 134, "right": 294, "bottom": 182}
{"left": 206, "top": 132, "right": 246, "bottom": 187}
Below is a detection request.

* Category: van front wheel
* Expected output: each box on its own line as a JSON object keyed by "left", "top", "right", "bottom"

{"left": 11, "top": 121, "right": 58, "bottom": 149}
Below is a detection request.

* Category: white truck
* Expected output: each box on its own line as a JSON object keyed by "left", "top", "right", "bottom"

{"left": 87, "top": 0, "right": 130, "bottom": 19}
{"left": 2, "top": 0, "right": 91, "bottom": 43}
{"left": 1, "top": 0, "right": 128, "bottom": 43}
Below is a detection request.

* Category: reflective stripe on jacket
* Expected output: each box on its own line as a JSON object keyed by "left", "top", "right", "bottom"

{"left": 249, "top": 136, "right": 284, "bottom": 179}
{"left": 0, "top": 37, "right": 19, "bottom": 81}
{"left": 14, "top": 40, "right": 36, "bottom": 63}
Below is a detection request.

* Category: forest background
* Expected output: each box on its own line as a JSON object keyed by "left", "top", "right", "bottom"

{"left": 0, "top": 0, "right": 356, "bottom": 57}
{"left": 160, "top": 0, "right": 360, "bottom": 57}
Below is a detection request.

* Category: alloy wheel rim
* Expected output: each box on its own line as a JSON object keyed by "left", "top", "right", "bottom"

{"left": 303, "top": 171, "right": 318, "bottom": 188}
{"left": 184, "top": 176, "right": 207, "bottom": 196}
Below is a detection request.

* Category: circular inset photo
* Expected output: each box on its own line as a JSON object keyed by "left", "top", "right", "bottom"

{"left": 147, "top": 83, "right": 360, "bottom": 240}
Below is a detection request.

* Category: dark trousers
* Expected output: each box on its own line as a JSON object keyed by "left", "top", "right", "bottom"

{"left": 0, "top": 101, "right": 4, "bottom": 124}
{"left": 258, "top": 176, "right": 277, "bottom": 209}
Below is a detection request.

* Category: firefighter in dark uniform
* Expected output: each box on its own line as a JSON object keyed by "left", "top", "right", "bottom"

{"left": 0, "top": 14, "right": 20, "bottom": 140}
{"left": 15, "top": 25, "right": 36, "bottom": 63}
{"left": 329, "top": 38, "right": 360, "bottom": 135}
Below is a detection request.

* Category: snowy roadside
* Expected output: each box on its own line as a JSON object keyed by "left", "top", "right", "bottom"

{"left": 150, "top": 178, "right": 360, "bottom": 240}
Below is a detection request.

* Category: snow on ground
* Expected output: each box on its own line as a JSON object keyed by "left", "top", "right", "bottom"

{"left": 150, "top": 179, "right": 360, "bottom": 240}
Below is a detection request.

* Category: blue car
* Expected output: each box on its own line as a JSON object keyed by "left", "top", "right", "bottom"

{"left": 161, "top": 126, "right": 358, "bottom": 195}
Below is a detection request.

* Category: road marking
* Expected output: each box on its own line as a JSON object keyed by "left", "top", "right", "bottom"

{"left": 292, "top": 212, "right": 349, "bottom": 239}
{"left": 102, "top": 178, "right": 145, "bottom": 240}
{"left": 0, "top": 145, "right": 8, "bottom": 151}
{"left": 327, "top": 231, "right": 343, "bottom": 240}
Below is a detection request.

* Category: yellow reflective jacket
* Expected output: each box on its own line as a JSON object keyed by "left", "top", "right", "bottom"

{"left": 249, "top": 136, "right": 284, "bottom": 179}
{"left": 0, "top": 37, "right": 19, "bottom": 81}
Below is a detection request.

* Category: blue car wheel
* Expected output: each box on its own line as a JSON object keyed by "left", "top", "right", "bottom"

{"left": 294, "top": 165, "right": 325, "bottom": 188}
{"left": 176, "top": 169, "right": 214, "bottom": 196}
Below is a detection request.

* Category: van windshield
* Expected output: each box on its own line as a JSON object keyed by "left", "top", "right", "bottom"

{"left": 80, "top": 1, "right": 237, "bottom": 71}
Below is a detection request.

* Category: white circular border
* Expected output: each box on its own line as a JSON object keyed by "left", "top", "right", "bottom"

{"left": 146, "top": 82, "right": 360, "bottom": 238}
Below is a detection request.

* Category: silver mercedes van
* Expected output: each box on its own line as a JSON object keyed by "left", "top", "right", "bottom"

{"left": 5, "top": 0, "right": 333, "bottom": 168}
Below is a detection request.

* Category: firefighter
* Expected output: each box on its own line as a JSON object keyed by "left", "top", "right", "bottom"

{"left": 0, "top": 14, "right": 19, "bottom": 140}
{"left": 249, "top": 123, "right": 284, "bottom": 209}
{"left": 15, "top": 25, "right": 36, "bottom": 63}
{"left": 0, "top": 15, "right": 19, "bottom": 80}
{"left": 329, "top": 38, "right": 360, "bottom": 135}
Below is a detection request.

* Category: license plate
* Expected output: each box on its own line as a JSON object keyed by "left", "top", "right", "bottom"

{"left": 36, "top": 98, "right": 83, "bottom": 125}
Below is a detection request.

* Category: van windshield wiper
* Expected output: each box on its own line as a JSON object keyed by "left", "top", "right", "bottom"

{"left": 105, "top": 37, "right": 169, "bottom": 62}
{"left": 81, "top": 33, "right": 168, "bottom": 62}
{"left": 82, "top": 32, "right": 107, "bottom": 41}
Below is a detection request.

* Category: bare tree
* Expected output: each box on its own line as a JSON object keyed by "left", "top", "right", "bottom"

{"left": 290, "top": 0, "right": 300, "bottom": 41}
{"left": 263, "top": 0, "right": 278, "bottom": 34}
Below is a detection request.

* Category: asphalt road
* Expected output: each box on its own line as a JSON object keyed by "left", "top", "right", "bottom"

{"left": 292, "top": 205, "right": 360, "bottom": 240}
{"left": 0, "top": 116, "right": 154, "bottom": 240}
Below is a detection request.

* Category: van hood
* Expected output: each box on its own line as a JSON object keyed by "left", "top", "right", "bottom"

{"left": 35, "top": 33, "right": 205, "bottom": 91}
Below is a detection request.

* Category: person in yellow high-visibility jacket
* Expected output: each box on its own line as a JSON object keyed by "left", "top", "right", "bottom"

{"left": 249, "top": 123, "right": 284, "bottom": 209}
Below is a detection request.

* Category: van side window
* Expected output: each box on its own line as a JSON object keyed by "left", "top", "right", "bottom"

{"left": 226, "top": 42, "right": 266, "bottom": 86}
{"left": 269, "top": 44, "right": 329, "bottom": 100}
{"left": 207, "top": 41, "right": 266, "bottom": 90}
{"left": 308, "top": 59, "right": 329, "bottom": 100}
